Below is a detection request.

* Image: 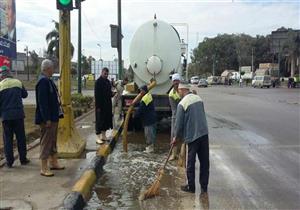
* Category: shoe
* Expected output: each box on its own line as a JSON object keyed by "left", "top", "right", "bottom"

{"left": 20, "top": 158, "right": 30, "bottom": 165}
{"left": 201, "top": 187, "right": 208, "bottom": 194}
{"left": 6, "top": 163, "right": 13, "bottom": 168}
{"left": 50, "top": 166, "right": 65, "bottom": 170}
{"left": 96, "top": 139, "right": 104, "bottom": 144}
{"left": 181, "top": 185, "right": 195, "bottom": 193}
{"left": 144, "top": 145, "right": 154, "bottom": 153}
{"left": 40, "top": 170, "right": 54, "bottom": 177}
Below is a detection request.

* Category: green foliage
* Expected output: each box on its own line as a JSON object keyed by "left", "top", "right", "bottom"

{"left": 191, "top": 33, "right": 273, "bottom": 76}
{"left": 46, "top": 20, "right": 74, "bottom": 59}
{"left": 71, "top": 93, "right": 94, "bottom": 108}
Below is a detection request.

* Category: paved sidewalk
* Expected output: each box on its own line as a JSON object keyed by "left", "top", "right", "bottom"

{"left": 0, "top": 112, "right": 99, "bottom": 210}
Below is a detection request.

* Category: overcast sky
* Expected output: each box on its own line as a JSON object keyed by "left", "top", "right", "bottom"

{"left": 16, "top": 0, "right": 299, "bottom": 67}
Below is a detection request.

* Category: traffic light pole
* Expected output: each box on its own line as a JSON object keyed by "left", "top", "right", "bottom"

{"left": 57, "top": 10, "right": 85, "bottom": 158}
{"left": 117, "top": 0, "right": 122, "bottom": 80}
{"left": 77, "top": 0, "right": 82, "bottom": 94}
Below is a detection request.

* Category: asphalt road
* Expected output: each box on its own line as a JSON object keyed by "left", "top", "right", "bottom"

{"left": 185, "top": 86, "right": 300, "bottom": 209}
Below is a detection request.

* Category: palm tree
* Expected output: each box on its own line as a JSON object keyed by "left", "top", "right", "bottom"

{"left": 282, "top": 30, "right": 300, "bottom": 77}
{"left": 46, "top": 20, "right": 74, "bottom": 59}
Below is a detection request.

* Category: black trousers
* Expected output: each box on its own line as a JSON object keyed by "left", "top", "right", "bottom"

{"left": 187, "top": 135, "right": 209, "bottom": 190}
{"left": 2, "top": 119, "right": 27, "bottom": 165}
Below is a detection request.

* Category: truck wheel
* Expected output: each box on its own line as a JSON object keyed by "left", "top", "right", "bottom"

{"left": 267, "top": 86, "right": 270, "bottom": 88}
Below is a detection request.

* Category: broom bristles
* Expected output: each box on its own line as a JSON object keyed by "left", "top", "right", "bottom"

{"left": 139, "top": 171, "right": 163, "bottom": 201}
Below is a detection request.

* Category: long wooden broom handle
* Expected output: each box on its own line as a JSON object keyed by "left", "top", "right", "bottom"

{"left": 161, "top": 143, "right": 175, "bottom": 170}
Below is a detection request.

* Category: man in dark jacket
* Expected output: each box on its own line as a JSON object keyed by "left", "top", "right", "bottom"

{"left": 35, "top": 59, "right": 64, "bottom": 177}
{"left": 0, "top": 65, "right": 29, "bottom": 168}
{"left": 95, "top": 67, "right": 113, "bottom": 144}
{"left": 134, "top": 85, "right": 157, "bottom": 153}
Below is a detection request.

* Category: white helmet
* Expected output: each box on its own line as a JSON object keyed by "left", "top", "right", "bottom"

{"left": 171, "top": 73, "right": 181, "bottom": 81}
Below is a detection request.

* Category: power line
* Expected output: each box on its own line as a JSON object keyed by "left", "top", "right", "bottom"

{"left": 82, "top": 10, "right": 101, "bottom": 41}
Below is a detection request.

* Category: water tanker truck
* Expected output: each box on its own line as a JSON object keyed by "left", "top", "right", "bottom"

{"left": 122, "top": 18, "right": 183, "bottom": 129}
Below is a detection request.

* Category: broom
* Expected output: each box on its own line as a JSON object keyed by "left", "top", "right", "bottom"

{"left": 139, "top": 143, "right": 175, "bottom": 201}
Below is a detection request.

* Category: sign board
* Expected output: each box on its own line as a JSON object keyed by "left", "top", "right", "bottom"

{"left": 0, "top": 55, "right": 10, "bottom": 67}
{"left": 91, "top": 60, "right": 119, "bottom": 79}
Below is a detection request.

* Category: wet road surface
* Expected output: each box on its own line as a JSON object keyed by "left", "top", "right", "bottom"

{"left": 80, "top": 86, "right": 300, "bottom": 209}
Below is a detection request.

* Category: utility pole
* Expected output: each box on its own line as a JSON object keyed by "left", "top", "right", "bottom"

{"left": 57, "top": 9, "right": 85, "bottom": 158}
{"left": 97, "top": 43, "right": 101, "bottom": 60}
{"left": 212, "top": 54, "right": 215, "bottom": 76}
{"left": 24, "top": 46, "right": 29, "bottom": 81}
{"left": 77, "top": 0, "right": 82, "bottom": 94}
{"left": 117, "top": 0, "right": 122, "bottom": 80}
{"left": 251, "top": 47, "right": 254, "bottom": 73}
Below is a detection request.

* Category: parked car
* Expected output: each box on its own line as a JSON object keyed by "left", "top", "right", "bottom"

{"left": 252, "top": 75, "right": 271, "bottom": 88}
{"left": 207, "top": 76, "right": 220, "bottom": 85}
{"left": 190, "top": 76, "right": 200, "bottom": 84}
{"left": 198, "top": 79, "right": 208, "bottom": 87}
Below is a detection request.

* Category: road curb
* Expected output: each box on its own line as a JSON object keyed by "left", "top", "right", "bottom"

{"left": 62, "top": 124, "right": 123, "bottom": 210}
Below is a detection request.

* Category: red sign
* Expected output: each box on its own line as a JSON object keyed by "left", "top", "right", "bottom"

{"left": 0, "top": 56, "right": 11, "bottom": 68}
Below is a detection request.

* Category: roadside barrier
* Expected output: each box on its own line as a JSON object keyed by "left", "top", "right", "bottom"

{"left": 63, "top": 124, "right": 123, "bottom": 210}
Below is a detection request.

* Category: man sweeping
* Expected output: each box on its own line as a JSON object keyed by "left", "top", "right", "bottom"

{"left": 171, "top": 82, "right": 210, "bottom": 194}
{"left": 168, "top": 73, "right": 181, "bottom": 161}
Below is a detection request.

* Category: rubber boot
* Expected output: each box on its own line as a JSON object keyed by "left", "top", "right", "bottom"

{"left": 96, "top": 134, "right": 104, "bottom": 144}
{"left": 40, "top": 159, "right": 54, "bottom": 177}
{"left": 49, "top": 154, "right": 65, "bottom": 170}
{"left": 101, "top": 131, "right": 108, "bottom": 141}
{"left": 169, "top": 145, "right": 178, "bottom": 161}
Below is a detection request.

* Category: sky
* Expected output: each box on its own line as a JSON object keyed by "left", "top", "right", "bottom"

{"left": 15, "top": 0, "right": 299, "bottom": 68}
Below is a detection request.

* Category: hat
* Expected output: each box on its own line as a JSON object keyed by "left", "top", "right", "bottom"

{"left": 172, "top": 73, "right": 181, "bottom": 81}
{"left": 178, "top": 82, "right": 191, "bottom": 90}
{"left": 0, "top": 65, "right": 11, "bottom": 77}
{"left": 139, "top": 85, "right": 148, "bottom": 93}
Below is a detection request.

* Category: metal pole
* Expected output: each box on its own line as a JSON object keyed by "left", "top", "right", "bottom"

{"left": 26, "top": 46, "right": 29, "bottom": 81}
{"left": 212, "top": 54, "right": 215, "bottom": 76}
{"left": 97, "top": 43, "right": 101, "bottom": 60}
{"left": 77, "top": 0, "right": 82, "bottom": 94}
{"left": 118, "top": 0, "right": 122, "bottom": 80}
{"left": 251, "top": 47, "right": 254, "bottom": 73}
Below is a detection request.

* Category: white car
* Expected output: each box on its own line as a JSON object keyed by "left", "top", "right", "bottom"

{"left": 190, "top": 76, "right": 200, "bottom": 84}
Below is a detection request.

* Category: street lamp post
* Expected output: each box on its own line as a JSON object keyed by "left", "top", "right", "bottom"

{"left": 97, "top": 43, "right": 102, "bottom": 60}
{"left": 24, "top": 46, "right": 29, "bottom": 81}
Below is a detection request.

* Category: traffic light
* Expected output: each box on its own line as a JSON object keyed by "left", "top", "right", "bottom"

{"left": 57, "top": 0, "right": 73, "bottom": 10}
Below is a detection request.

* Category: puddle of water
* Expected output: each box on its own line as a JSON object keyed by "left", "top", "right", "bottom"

{"left": 85, "top": 129, "right": 185, "bottom": 210}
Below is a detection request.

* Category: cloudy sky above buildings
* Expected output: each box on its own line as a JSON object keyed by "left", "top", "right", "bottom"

{"left": 16, "top": 0, "right": 299, "bottom": 67}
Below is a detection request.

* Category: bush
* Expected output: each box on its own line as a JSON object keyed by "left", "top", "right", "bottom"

{"left": 71, "top": 93, "right": 94, "bottom": 109}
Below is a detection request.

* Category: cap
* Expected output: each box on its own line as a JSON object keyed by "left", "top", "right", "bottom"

{"left": 172, "top": 73, "right": 181, "bottom": 81}
{"left": 178, "top": 82, "right": 191, "bottom": 90}
{"left": 0, "top": 65, "right": 10, "bottom": 77}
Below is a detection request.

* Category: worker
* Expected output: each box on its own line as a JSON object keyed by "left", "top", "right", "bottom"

{"left": 171, "top": 82, "right": 209, "bottom": 194}
{"left": 112, "top": 77, "right": 128, "bottom": 129}
{"left": 0, "top": 65, "right": 30, "bottom": 168}
{"left": 134, "top": 85, "right": 157, "bottom": 153}
{"left": 168, "top": 73, "right": 181, "bottom": 161}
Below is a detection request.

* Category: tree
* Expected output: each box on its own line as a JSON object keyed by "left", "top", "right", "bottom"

{"left": 46, "top": 20, "right": 74, "bottom": 59}
{"left": 282, "top": 30, "right": 300, "bottom": 76}
{"left": 190, "top": 33, "right": 274, "bottom": 76}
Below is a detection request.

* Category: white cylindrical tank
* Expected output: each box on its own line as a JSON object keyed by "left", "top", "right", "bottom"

{"left": 129, "top": 19, "right": 181, "bottom": 94}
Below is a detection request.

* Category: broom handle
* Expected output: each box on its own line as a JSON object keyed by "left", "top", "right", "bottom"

{"left": 161, "top": 143, "right": 175, "bottom": 170}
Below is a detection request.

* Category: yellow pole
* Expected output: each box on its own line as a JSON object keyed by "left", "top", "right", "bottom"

{"left": 57, "top": 10, "right": 85, "bottom": 158}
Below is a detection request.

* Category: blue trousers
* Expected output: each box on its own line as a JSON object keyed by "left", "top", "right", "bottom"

{"left": 2, "top": 119, "right": 27, "bottom": 165}
{"left": 187, "top": 135, "right": 209, "bottom": 190}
